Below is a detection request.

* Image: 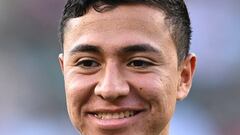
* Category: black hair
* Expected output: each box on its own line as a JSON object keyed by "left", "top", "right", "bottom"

{"left": 59, "top": 0, "right": 192, "bottom": 62}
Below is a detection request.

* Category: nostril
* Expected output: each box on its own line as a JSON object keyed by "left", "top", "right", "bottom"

{"left": 95, "top": 86, "right": 129, "bottom": 101}
{"left": 101, "top": 95, "right": 118, "bottom": 101}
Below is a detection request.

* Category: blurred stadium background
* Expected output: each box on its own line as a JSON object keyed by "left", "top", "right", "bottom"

{"left": 0, "top": 0, "right": 239, "bottom": 135}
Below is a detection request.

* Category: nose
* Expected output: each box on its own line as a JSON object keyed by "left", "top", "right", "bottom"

{"left": 94, "top": 62, "right": 130, "bottom": 101}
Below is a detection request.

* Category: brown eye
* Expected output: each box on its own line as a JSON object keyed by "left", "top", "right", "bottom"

{"left": 127, "top": 60, "right": 153, "bottom": 68}
{"left": 76, "top": 59, "right": 100, "bottom": 69}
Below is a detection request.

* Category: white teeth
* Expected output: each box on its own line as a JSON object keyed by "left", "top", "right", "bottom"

{"left": 119, "top": 112, "right": 124, "bottom": 118}
{"left": 112, "top": 113, "right": 119, "bottom": 119}
{"left": 124, "top": 111, "right": 130, "bottom": 117}
{"left": 94, "top": 111, "right": 136, "bottom": 120}
{"left": 105, "top": 113, "right": 111, "bottom": 119}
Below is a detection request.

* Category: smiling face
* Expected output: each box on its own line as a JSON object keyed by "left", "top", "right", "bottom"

{"left": 59, "top": 4, "right": 196, "bottom": 135}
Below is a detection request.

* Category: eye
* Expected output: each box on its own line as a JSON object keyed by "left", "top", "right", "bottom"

{"left": 127, "top": 59, "right": 154, "bottom": 68}
{"left": 76, "top": 59, "right": 100, "bottom": 69}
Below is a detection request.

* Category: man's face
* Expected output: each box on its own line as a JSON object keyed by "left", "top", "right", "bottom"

{"left": 59, "top": 4, "right": 195, "bottom": 135}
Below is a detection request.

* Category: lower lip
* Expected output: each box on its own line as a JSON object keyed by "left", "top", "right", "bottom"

{"left": 87, "top": 111, "right": 144, "bottom": 130}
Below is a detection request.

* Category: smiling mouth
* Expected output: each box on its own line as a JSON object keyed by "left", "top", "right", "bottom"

{"left": 90, "top": 110, "right": 141, "bottom": 120}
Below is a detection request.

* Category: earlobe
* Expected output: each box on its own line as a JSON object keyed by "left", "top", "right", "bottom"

{"left": 177, "top": 53, "right": 197, "bottom": 101}
{"left": 58, "top": 53, "right": 64, "bottom": 74}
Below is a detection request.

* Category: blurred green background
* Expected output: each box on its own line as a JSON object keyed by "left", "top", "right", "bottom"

{"left": 0, "top": 0, "right": 239, "bottom": 135}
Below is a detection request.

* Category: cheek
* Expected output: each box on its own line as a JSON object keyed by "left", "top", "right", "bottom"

{"left": 64, "top": 69, "right": 98, "bottom": 100}
{"left": 134, "top": 73, "right": 178, "bottom": 102}
{"left": 65, "top": 74, "right": 93, "bottom": 106}
{"left": 64, "top": 72, "right": 97, "bottom": 128}
{"left": 132, "top": 73, "right": 178, "bottom": 120}
{"left": 127, "top": 73, "right": 178, "bottom": 133}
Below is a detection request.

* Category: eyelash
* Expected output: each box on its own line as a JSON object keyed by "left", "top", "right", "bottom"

{"left": 75, "top": 58, "right": 155, "bottom": 69}
{"left": 127, "top": 59, "right": 154, "bottom": 68}
{"left": 76, "top": 59, "right": 100, "bottom": 69}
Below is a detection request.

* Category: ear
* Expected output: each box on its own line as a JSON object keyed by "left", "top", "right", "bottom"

{"left": 177, "top": 53, "right": 197, "bottom": 101}
{"left": 58, "top": 53, "right": 64, "bottom": 74}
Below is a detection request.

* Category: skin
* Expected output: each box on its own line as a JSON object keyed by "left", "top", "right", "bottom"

{"left": 59, "top": 4, "right": 196, "bottom": 135}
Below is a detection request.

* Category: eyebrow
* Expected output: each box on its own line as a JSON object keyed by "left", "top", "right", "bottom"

{"left": 69, "top": 44, "right": 102, "bottom": 55}
{"left": 120, "top": 44, "right": 160, "bottom": 54}
{"left": 69, "top": 43, "right": 161, "bottom": 56}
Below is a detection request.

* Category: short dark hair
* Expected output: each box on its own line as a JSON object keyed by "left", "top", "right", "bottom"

{"left": 59, "top": 0, "right": 192, "bottom": 62}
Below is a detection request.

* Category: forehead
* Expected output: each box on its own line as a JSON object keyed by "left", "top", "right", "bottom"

{"left": 65, "top": 4, "right": 166, "bottom": 30}
{"left": 63, "top": 4, "right": 174, "bottom": 53}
